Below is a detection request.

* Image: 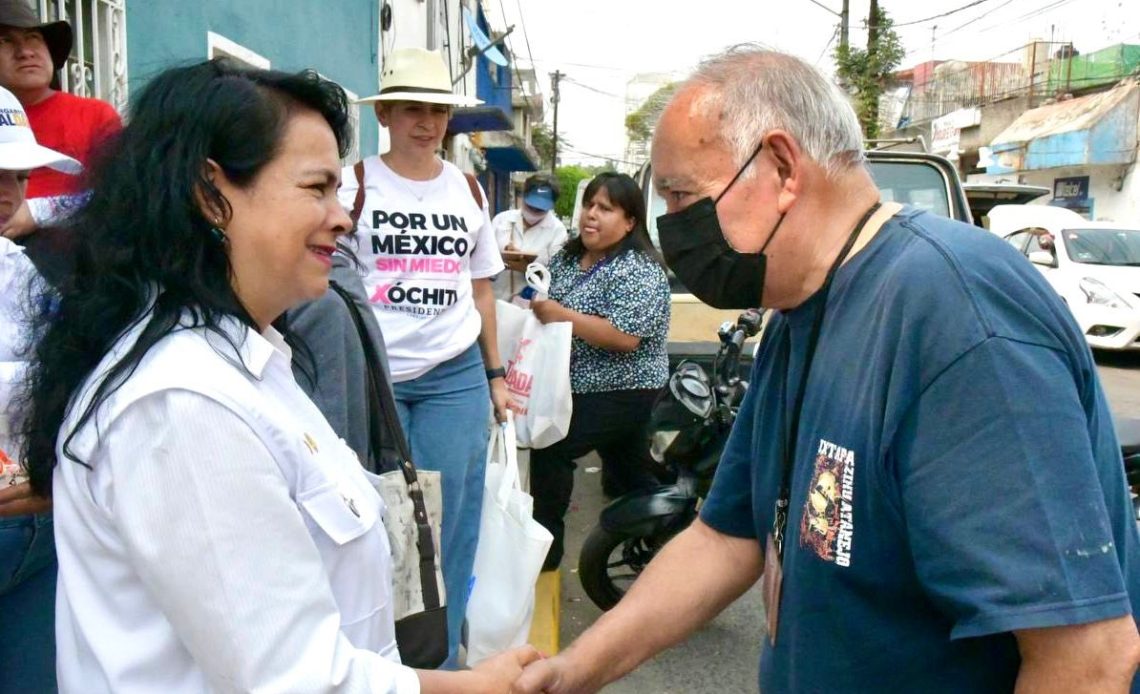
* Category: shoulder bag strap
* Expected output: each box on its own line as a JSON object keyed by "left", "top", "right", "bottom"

{"left": 328, "top": 280, "right": 442, "bottom": 610}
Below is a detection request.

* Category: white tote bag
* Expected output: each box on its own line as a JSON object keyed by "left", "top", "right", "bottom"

{"left": 465, "top": 413, "right": 554, "bottom": 664}
{"left": 495, "top": 299, "right": 573, "bottom": 449}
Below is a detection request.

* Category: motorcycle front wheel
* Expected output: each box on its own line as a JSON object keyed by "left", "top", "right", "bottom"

{"left": 579, "top": 525, "right": 670, "bottom": 611}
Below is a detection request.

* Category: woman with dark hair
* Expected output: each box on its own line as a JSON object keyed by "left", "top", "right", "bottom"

{"left": 18, "top": 59, "right": 535, "bottom": 693}
{"left": 529, "top": 172, "right": 671, "bottom": 571}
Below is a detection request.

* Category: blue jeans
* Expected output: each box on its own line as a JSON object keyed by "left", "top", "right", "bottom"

{"left": 393, "top": 343, "right": 490, "bottom": 667}
{"left": 0, "top": 513, "right": 57, "bottom": 694}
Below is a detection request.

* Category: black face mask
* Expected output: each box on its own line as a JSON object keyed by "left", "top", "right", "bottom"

{"left": 657, "top": 142, "right": 785, "bottom": 309}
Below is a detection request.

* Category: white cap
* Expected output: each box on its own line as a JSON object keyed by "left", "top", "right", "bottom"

{"left": 0, "top": 87, "right": 81, "bottom": 174}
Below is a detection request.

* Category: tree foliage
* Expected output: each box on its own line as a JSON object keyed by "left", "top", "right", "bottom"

{"left": 554, "top": 163, "right": 614, "bottom": 221}
{"left": 530, "top": 122, "right": 558, "bottom": 170}
{"left": 624, "top": 83, "right": 678, "bottom": 149}
{"left": 834, "top": 5, "right": 906, "bottom": 139}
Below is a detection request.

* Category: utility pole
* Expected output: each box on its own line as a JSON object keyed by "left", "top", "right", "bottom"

{"left": 550, "top": 70, "right": 563, "bottom": 176}
{"left": 839, "top": 0, "right": 849, "bottom": 53}
{"left": 867, "top": 0, "right": 879, "bottom": 58}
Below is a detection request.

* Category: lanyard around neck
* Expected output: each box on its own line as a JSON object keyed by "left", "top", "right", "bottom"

{"left": 771, "top": 201, "right": 881, "bottom": 561}
{"left": 566, "top": 252, "right": 614, "bottom": 295}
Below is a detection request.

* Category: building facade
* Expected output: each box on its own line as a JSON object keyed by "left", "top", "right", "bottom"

{"left": 881, "top": 40, "right": 1140, "bottom": 225}
{"left": 36, "top": 0, "right": 544, "bottom": 214}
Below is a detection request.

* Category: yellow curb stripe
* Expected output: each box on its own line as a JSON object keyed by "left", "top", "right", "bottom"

{"left": 527, "top": 569, "right": 560, "bottom": 655}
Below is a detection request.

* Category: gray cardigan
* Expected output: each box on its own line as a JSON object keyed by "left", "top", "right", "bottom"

{"left": 287, "top": 255, "right": 396, "bottom": 471}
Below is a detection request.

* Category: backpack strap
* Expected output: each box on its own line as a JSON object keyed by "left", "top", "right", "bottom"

{"left": 350, "top": 161, "right": 366, "bottom": 226}
{"left": 463, "top": 172, "right": 484, "bottom": 210}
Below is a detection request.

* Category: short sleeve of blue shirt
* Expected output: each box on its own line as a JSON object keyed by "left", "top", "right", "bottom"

{"left": 897, "top": 336, "right": 1131, "bottom": 639}
{"left": 605, "top": 253, "right": 670, "bottom": 339}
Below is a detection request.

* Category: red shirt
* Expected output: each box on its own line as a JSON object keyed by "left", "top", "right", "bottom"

{"left": 25, "top": 91, "right": 121, "bottom": 198}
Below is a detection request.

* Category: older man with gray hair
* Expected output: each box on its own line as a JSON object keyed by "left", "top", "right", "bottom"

{"left": 513, "top": 46, "right": 1140, "bottom": 694}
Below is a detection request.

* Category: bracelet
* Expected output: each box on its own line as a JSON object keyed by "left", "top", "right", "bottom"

{"left": 485, "top": 366, "right": 507, "bottom": 381}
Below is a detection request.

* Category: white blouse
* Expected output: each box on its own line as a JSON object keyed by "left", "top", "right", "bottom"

{"left": 52, "top": 314, "right": 420, "bottom": 693}
{"left": 0, "top": 237, "right": 36, "bottom": 484}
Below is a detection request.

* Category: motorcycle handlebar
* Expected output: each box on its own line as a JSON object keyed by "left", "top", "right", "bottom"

{"left": 712, "top": 309, "right": 766, "bottom": 397}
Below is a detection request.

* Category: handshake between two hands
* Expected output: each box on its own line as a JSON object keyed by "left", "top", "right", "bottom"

{"left": 459, "top": 646, "right": 589, "bottom": 694}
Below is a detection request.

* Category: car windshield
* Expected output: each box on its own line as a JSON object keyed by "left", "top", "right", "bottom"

{"left": 868, "top": 161, "right": 951, "bottom": 218}
{"left": 1062, "top": 228, "right": 1140, "bottom": 266}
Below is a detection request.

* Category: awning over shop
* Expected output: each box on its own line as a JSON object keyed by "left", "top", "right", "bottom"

{"left": 986, "top": 82, "right": 1139, "bottom": 173}
{"left": 484, "top": 144, "right": 538, "bottom": 172}
{"left": 448, "top": 105, "right": 512, "bottom": 134}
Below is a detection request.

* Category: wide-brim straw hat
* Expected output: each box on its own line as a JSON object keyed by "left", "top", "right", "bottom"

{"left": 0, "top": 0, "right": 73, "bottom": 74}
{"left": 359, "top": 47, "right": 482, "bottom": 107}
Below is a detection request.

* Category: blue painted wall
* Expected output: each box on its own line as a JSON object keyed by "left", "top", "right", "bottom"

{"left": 473, "top": 3, "right": 513, "bottom": 119}
{"left": 1023, "top": 92, "right": 1138, "bottom": 170}
{"left": 126, "top": 1, "right": 380, "bottom": 156}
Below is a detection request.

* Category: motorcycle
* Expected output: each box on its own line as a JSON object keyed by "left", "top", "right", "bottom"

{"left": 578, "top": 308, "right": 764, "bottom": 611}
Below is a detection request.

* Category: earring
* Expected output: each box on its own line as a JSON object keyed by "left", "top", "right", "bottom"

{"left": 210, "top": 218, "right": 226, "bottom": 243}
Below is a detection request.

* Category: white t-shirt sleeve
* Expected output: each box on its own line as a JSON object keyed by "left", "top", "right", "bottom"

{"left": 469, "top": 181, "right": 505, "bottom": 280}
{"left": 102, "top": 389, "right": 419, "bottom": 693}
{"left": 0, "top": 242, "right": 39, "bottom": 362}
{"left": 543, "top": 220, "right": 569, "bottom": 266}
{"left": 491, "top": 210, "right": 513, "bottom": 252}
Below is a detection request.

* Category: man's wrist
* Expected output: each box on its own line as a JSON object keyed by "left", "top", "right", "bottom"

{"left": 485, "top": 366, "right": 507, "bottom": 381}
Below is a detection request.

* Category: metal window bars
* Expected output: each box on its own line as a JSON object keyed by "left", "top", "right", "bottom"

{"left": 38, "top": 0, "right": 127, "bottom": 112}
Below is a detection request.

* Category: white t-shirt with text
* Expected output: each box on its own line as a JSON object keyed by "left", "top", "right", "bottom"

{"left": 340, "top": 156, "right": 504, "bottom": 382}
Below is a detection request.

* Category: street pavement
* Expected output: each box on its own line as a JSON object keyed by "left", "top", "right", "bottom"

{"left": 557, "top": 349, "right": 1140, "bottom": 693}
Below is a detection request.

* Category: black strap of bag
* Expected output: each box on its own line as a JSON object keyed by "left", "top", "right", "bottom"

{"left": 328, "top": 280, "right": 442, "bottom": 613}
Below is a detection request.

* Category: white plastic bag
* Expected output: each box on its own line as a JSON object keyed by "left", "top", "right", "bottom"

{"left": 495, "top": 299, "right": 572, "bottom": 449}
{"left": 465, "top": 414, "right": 554, "bottom": 665}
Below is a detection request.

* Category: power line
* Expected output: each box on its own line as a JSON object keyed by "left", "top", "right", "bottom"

{"left": 806, "top": 0, "right": 841, "bottom": 16}
{"left": 926, "top": 0, "right": 1080, "bottom": 50}
{"left": 938, "top": 0, "right": 1017, "bottom": 39}
{"left": 816, "top": 24, "right": 840, "bottom": 65}
{"left": 563, "top": 76, "right": 625, "bottom": 100}
{"left": 561, "top": 145, "right": 641, "bottom": 167}
{"left": 528, "top": 57, "right": 641, "bottom": 73}
{"left": 890, "top": 0, "right": 993, "bottom": 27}
{"left": 494, "top": 0, "right": 530, "bottom": 126}
{"left": 514, "top": 0, "right": 537, "bottom": 69}
{"left": 1008, "top": 0, "right": 1078, "bottom": 23}
{"left": 932, "top": 0, "right": 1081, "bottom": 52}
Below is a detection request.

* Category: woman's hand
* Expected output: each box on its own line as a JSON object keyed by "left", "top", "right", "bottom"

{"left": 418, "top": 646, "right": 544, "bottom": 693}
{"left": 531, "top": 299, "right": 568, "bottom": 324}
{"left": 0, "top": 201, "right": 36, "bottom": 239}
{"left": 472, "top": 646, "right": 546, "bottom": 693}
{"left": 0, "top": 482, "right": 52, "bottom": 517}
{"left": 490, "top": 376, "right": 510, "bottom": 423}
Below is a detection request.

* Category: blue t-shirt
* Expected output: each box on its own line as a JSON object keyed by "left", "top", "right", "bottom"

{"left": 548, "top": 247, "right": 670, "bottom": 393}
{"left": 700, "top": 208, "right": 1140, "bottom": 692}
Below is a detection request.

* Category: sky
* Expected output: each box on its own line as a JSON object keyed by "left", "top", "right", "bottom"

{"left": 487, "top": 0, "right": 1138, "bottom": 167}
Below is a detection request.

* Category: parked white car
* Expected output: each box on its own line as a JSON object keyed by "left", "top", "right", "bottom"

{"left": 989, "top": 204, "right": 1140, "bottom": 351}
